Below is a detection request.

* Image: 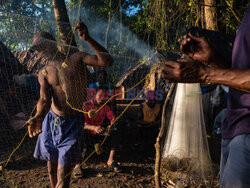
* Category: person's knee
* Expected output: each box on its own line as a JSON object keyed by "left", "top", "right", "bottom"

{"left": 230, "top": 134, "right": 250, "bottom": 154}
{"left": 220, "top": 135, "right": 250, "bottom": 187}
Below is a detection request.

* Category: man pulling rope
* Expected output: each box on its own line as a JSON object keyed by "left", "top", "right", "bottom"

{"left": 23, "top": 21, "right": 114, "bottom": 188}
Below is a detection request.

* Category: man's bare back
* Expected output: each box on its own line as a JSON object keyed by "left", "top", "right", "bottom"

{"left": 40, "top": 57, "right": 86, "bottom": 116}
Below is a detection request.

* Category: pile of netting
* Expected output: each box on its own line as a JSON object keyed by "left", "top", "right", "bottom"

{"left": 161, "top": 83, "right": 214, "bottom": 187}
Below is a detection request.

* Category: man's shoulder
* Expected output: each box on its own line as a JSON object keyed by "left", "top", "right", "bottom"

{"left": 39, "top": 64, "right": 57, "bottom": 74}
{"left": 38, "top": 65, "right": 58, "bottom": 84}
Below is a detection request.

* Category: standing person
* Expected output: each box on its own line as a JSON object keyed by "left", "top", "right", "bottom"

{"left": 24, "top": 21, "right": 114, "bottom": 188}
{"left": 162, "top": 4, "right": 250, "bottom": 187}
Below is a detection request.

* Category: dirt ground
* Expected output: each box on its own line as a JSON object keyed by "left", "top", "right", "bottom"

{"left": 0, "top": 143, "right": 157, "bottom": 188}
{"left": 0, "top": 124, "right": 220, "bottom": 188}
{"left": 0, "top": 145, "right": 220, "bottom": 188}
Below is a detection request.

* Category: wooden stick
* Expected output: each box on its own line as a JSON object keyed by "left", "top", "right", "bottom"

{"left": 155, "top": 83, "right": 176, "bottom": 188}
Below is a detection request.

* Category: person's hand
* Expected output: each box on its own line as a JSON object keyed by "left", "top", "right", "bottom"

{"left": 180, "top": 33, "right": 217, "bottom": 63}
{"left": 94, "top": 126, "right": 105, "bottom": 134}
{"left": 74, "top": 21, "right": 89, "bottom": 40}
{"left": 161, "top": 58, "right": 207, "bottom": 83}
{"left": 23, "top": 116, "right": 43, "bottom": 138}
{"left": 107, "top": 125, "right": 112, "bottom": 130}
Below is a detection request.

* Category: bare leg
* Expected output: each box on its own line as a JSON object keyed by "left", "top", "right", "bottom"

{"left": 56, "top": 165, "right": 72, "bottom": 188}
{"left": 47, "top": 161, "right": 58, "bottom": 188}
{"left": 107, "top": 149, "right": 115, "bottom": 165}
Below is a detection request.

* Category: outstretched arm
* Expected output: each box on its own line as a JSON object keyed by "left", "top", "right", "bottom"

{"left": 72, "top": 22, "right": 114, "bottom": 67}
{"left": 203, "top": 67, "right": 250, "bottom": 93}
{"left": 162, "top": 58, "right": 250, "bottom": 93}
{"left": 23, "top": 68, "right": 52, "bottom": 137}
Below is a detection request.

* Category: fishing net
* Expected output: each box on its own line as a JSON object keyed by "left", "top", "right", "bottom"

{"left": 162, "top": 83, "right": 213, "bottom": 186}
{"left": 1, "top": 0, "right": 241, "bottom": 187}
{"left": 0, "top": 6, "right": 167, "bottom": 185}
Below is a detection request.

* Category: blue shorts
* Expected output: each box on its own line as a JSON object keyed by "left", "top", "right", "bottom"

{"left": 34, "top": 109, "right": 84, "bottom": 167}
{"left": 220, "top": 134, "right": 250, "bottom": 188}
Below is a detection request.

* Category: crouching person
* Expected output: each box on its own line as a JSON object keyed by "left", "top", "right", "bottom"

{"left": 134, "top": 90, "right": 162, "bottom": 151}
{"left": 74, "top": 88, "right": 122, "bottom": 176}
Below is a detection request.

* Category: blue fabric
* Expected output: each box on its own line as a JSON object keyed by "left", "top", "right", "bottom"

{"left": 213, "top": 108, "right": 227, "bottom": 135}
{"left": 220, "top": 134, "right": 250, "bottom": 188}
{"left": 222, "top": 5, "right": 250, "bottom": 139}
{"left": 34, "top": 109, "right": 84, "bottom": 167}
{"left": 89, "top": 82, "right": 111, "bottom": 90}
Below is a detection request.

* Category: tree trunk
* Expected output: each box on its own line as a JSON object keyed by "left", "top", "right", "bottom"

{"left": 52, "top": 0, "right": 78, "bottom": 48}
{"left": 204, "top": 0, "right": 218, "bottom": 31}
{"left": 200, "top": 0, "right": 205, "bottom": 29}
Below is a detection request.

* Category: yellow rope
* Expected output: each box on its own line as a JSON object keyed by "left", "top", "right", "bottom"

{"left": 4, "top": 131, "right": 28, "bottom": 168}
{"left": 4, "top": 11, "right": 77, "bottom": 169}
{"left": 4, "top": 102, "right": 38, "bottom": 168}
{"left": 57, "top": 61, "right": 160, "bottom": 187}
{"left": 3, "top": 3, "right": 165, "bottom": 186}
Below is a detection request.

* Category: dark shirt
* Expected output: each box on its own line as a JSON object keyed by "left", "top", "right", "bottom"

{"left": 222, "top": 5, "right": 250, "bottom": 139}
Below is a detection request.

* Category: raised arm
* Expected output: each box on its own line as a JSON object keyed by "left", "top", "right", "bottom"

{"left": 72, "top": 21, "right": 114, "bottom": 67}
{"left": 24, "top": 68, "right": 52, "bottom": 137}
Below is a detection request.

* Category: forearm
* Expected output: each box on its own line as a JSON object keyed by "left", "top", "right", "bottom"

{"left": 84, "top": 123, "right": 97, "bottom": 131}
{"left": 84, "top": 36, "right": 113, "bottom": 66}
{"left": 34, "top": 97, "right": 51, "bottom": 120}
{"left": 204, "top": 68, "right": 250, "bottom": 93}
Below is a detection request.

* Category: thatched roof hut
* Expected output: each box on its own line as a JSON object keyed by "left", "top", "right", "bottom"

{"left": 0, "top": 42, "right": 28, "bottom": 89}
{"left": 13, "top": 49, "right": 93, "bottom": 84}
{"left": 13, "top": 49, "right": 51, "bottom": 74}
{"left": 115, "top": 51, "right": 181, "bottom": 92}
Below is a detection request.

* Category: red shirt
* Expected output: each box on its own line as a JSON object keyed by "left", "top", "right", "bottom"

{"left": 83, "top": 100, "right": 115, "bottom": 134}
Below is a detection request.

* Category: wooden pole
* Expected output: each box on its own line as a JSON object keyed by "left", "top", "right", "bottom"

{"left": 155, "top": 83, "right": 176, "bottom": 188}
{"left": 52, "top": 0, "right": 78, "bottom": 55}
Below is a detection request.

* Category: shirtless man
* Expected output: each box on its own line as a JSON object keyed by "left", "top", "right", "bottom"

{"left": 24, "top": 22, "right": 113, "bottom": 188}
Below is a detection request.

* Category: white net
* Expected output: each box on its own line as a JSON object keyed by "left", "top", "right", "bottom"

{"left": 1, "top": 0, "right": 241, "bottom": 186}
{"left": 162, "top": 83, "right": 213, "bottom": 185}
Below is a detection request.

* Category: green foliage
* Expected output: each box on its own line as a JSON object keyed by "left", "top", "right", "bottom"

{"left": 217, "top": 0, "right": 247, "bottom": 35}
{"left": 0, "top": 0, "right": 54, "bottom": 50}
{"left": 0, "top": 0, "right": 249, "bottom": 82}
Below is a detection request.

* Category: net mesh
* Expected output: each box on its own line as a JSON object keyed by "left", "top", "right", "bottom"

{"left": 162, "top": 83, "right": 213, "bottom": 186}
{"left": 0, "top": 8, "right": 166, "bottom": 187}
{"left": 1, "top": 0, "right": 244, "bottom": 187}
